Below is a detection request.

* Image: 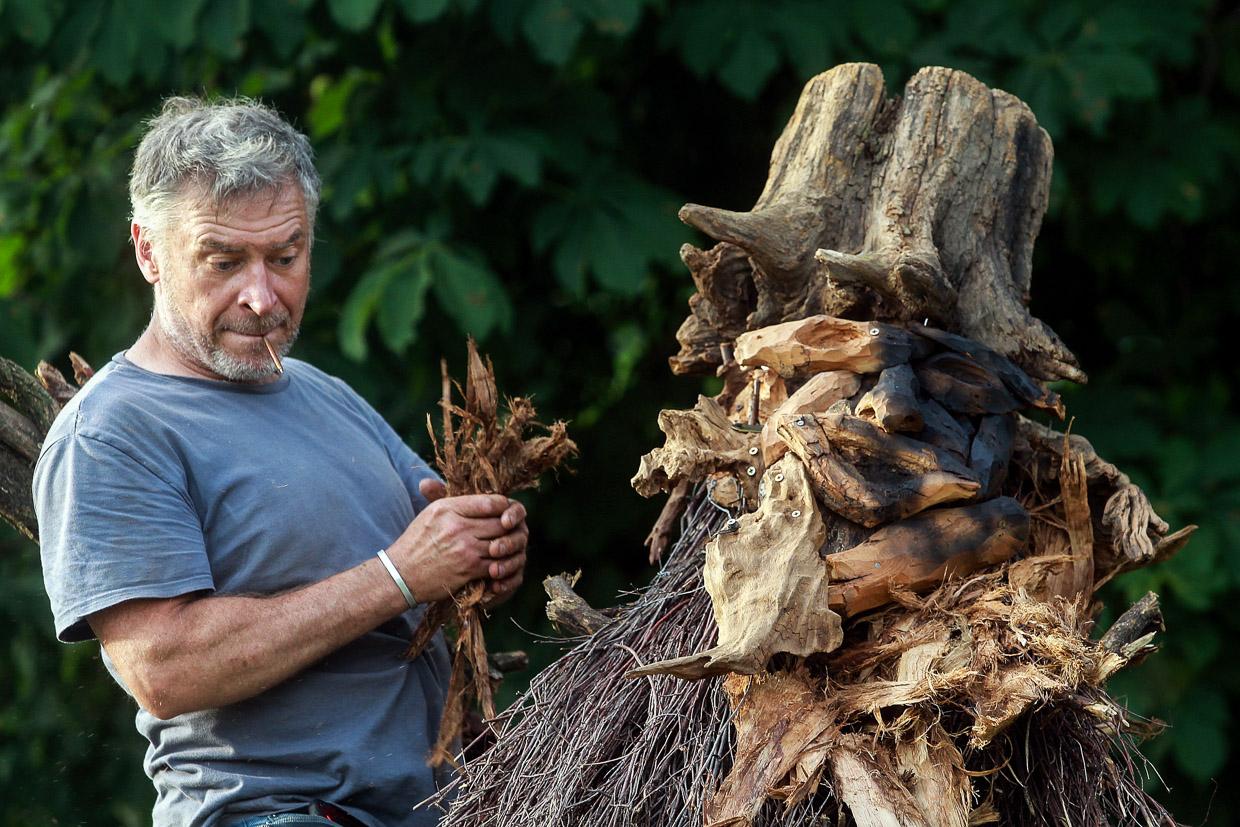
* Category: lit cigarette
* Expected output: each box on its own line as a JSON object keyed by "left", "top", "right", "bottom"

{"left": 263, "top": 336, "right": 283, "bottom": 374}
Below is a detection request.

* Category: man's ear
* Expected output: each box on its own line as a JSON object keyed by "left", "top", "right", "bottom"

{"left": 132, "top": 223, "right": 161, "bottom": 286}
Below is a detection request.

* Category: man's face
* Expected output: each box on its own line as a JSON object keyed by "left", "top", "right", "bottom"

{"left": 145, "top": 183, "right": 311, "bottom": 382}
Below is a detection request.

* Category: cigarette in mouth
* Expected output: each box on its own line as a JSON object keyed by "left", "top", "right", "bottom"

{"left": 263, "top": 336, "right": 283, "bottom": 374}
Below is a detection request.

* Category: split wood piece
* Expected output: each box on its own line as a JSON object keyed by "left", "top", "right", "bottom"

{"left": 1014, "top": 417, "right": 1176, "bottom": 567}
{"left": 894, "top": 722, "right": 973, "bottom": 827}
{"left": 918, "top": 398, "right": 972, "bottom": 462}
{"left": 758, "top": 370, "right": 861, "bottom": 465}
{"left": 825, "top": 498, "right": 1029, "bottom": 617}
{"left": 969, "top": 663, "right": 1062, "bottom": 747}
{"left": 829, "top": 735, "right": 932, "bottom": 827}
{"left": 487, "top": 650, "right": 529, "bottom": 674}
{"left": 0, "top": 355, "right": 59, "bottom": 434}
{"left": 643, "top": 478, "right": 692, "bottom": 565}
{"left": 915, "top": 352, "right": 1018, "bottom": 416}
{"left": 0, "top": 356, "right": 61, "bottom": 542}
{"left": 669, "top": 242, "right": 756, "bottom": 375}
{"left": 543, "top": 572, "right": 614, "bottom": 637}
{"left": 779, "top": 410, "right": 980, "bottom": 527}
{"left": 703, "top": 671, "right": 838, "bottom": 827}
{"left": 1093, "top": 592, "right": 1163, "bottom": 684}
{"left": 855, "top": 364, "right": 923, "bottom": 433}
{"left": 631, "top": 395, "right": 760, "bottom": 499}
{"left": 629, "top": 455, "right": 842, "bottom": 679}
{"left": 734, "top": 315, "right": 929, "bottom": 379}
{"left": 910, "top": 325, "right": 1064, "bottom": 417}
{"left": 968, "top": 414, "right": 1015, "bottom": 500}
{"left": 676, "top": 63, "right": 1082, "bottom": 384}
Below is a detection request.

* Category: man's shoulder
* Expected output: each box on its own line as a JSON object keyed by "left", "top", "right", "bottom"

{"left": 40, "top": 357, "right": 149, "bottom": 449}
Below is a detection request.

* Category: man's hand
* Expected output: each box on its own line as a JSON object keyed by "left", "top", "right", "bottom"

{"left": 387, "top": 479, "right": 527, "bottom": 607}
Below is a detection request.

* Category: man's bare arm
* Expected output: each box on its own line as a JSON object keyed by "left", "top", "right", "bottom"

{"left": 89, "top": 489, "right": 528, "bottom": 720}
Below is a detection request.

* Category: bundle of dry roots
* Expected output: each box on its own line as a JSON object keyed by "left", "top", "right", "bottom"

{"left": 428, "top": 63, "right": 1196, "bottom": 827}
{"left": 403, "top": 339, "right": 576, "bottom": 767}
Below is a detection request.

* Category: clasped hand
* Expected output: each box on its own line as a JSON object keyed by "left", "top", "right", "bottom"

{"left": 388, "top": 478, "right": 528, "bottom": 608}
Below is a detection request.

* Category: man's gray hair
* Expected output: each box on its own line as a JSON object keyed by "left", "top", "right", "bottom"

{"left": 129, "top": 96, "right": 321, "bottom": 242}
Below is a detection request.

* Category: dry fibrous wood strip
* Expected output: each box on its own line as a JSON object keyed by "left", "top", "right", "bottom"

{"left": 779, "top": 410, "right": 980, "bottom": 527}
{"left": 854, "top": 364, "right": 923, "bottom": 433}
{"left": 704, "top": 671, "right": 838, "bottom": 826}
{"left": 631, "top": 456, "right": 841, "bottom": 680}
{"left": 734, "top": 315, "right": 929, "bottom": 379}
{"left": 632, "top": 395, "right": 760, "bottom": 499}
{"left": 915, "top": 352, "right": 1019, "bottom": 416}
{"left": 543, "top": 572, "right": 614, "bottom": 637}
{"left": 670, "top": 242, "right": 757, "bottom": 375}
{"left": 829, "top": 735, "right": 930, "bottom": 827}
{"left": 405, "top": 340, "right": 576, "bottom": 769}
{"left": 825, "top": 498, "right": 1029, "bottom": 617}
{"left": 894, "top": 723, "right": 972, "bottom": 827}
{"left": 967, "top": 414, "right": 1014, "bottom": 500}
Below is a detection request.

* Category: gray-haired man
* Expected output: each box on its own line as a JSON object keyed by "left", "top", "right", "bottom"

{"left": 33, "top": 97, "right": 528, "bottom": 826}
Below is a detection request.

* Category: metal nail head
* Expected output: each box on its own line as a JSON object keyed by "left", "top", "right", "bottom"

{"left": 774, "top": 473, "right": 784, "bottom": 482}
{"left": 791, "top": 510, "right": 801, "bottom": 518}
{"left": 746, "top": 466, "right": 756, "bottom": 476}
{"left": 748, "top": 446, "right": 759, "bottom": 455}
{"left": 869, "top": 327, "right": 880, "bottom": 336}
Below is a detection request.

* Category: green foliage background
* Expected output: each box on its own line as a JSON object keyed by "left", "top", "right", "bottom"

{"left": 1, "top": 0, "right": 1237, "bottom": 823}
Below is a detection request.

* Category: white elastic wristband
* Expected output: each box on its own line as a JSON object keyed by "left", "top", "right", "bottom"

{"left": 376, "top": 548, "right": 417, "bottom": 610}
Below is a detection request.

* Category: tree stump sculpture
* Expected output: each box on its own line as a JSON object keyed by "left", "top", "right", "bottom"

{"left": 427, "top": 64, "right": 1192, "bottom": 827}
{"left": 0, "top": 64, "right": 1194, "bottom": 827}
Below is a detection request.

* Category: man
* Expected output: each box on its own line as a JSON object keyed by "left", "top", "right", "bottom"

{"left": 33, "top": 97, "right": 528, "bottom": 826}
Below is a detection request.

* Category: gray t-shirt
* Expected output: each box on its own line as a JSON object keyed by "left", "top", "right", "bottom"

{"left": 34, "top": 353, "right": 452, "bottom": 827}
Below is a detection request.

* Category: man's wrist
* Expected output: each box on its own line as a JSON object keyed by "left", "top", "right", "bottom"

{"left": 376, "top": 549, "right": 417, "bottom": 610}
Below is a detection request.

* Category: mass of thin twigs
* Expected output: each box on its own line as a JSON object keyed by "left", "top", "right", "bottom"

{"left": 429, "top": 483, "right": 1176, "bottom": 827}
{"left": 404, "top": 339, "right": 576, "bottom": 768}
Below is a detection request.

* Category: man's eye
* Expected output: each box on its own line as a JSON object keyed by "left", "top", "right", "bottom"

{"left": 211, "top": 259, "right": 239, "bottom": 272}
{"left": 274, "top": 255, "right": 297, "bottom": 267}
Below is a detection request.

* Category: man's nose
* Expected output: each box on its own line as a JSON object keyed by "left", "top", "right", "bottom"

{"left": 237, "top": 263, "right": 279, "bottom": 318}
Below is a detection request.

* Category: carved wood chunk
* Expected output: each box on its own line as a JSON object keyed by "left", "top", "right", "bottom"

{"left": 69, "top": 352, "right": 95, "bottom": 386}
{"left": 855, "top": 364, "right": 923, "bottom": 433}
{"left": 631, "top": 395, "right": 758, "bottom": 497}
{"left": 727, "top": 368, "right": 788, "bottom": 425}
{"left": 915, "top": 352, "right": 1019, "bottom": 415}
{"left": 911, "top": 325, "right": 1064, "bottom": 417}
{"left": 0, "top": 356, "right": 58, "bottom": 434}
{"left": 629, "top": 455, "right": 842, "bottom": 679}
{"left": 917, "top": 397, "right": 972, "bottom": 462}
{"left": 830, "top": 735, "right": 931, "bottom": 827}
{"left": 0, "top": 442, "right": 37, "bottom": 541}
{"left": 968, "top": 414, "right": 1015, "bottom": 499}
{"left": 734, "top": 315, "right": 929, "bottom": 379}
{"left": 780, "top": 411, "right": 980, "bottom": 527}
{"left": 0, "top": 400, "right": 43, "bottom": 464}
{"left": 825, "top": 498, "right": 1029, "bottom": 616}
{"left": 758, "top": 370, "right": 862, "bottom": 465}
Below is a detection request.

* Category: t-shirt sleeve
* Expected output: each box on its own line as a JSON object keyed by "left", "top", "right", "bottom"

{"left": 34, "top": 433, "right": 215, "bottom": 643}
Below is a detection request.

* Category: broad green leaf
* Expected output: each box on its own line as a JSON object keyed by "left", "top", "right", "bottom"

{"left": 0, "top": 235, "right": 25, "bottom": 296}
{"left": 398, "top": 0, "right": 451, "bottom": 24}
{"left": 1170, "top": 687, "right": 1228, "bottom": 782}
{"left": 327, "top": 0, "right": 384, "bottom": 31}
{"left": 90, "top": 1, "right": 140, "bottom": 85}
{"left": 482, "top": 134, "right": 542, "bottom": 187}
{"left": 5, "top": 0, "right": 53, "bottom": 46}
{"left": 522, "top": 0, "right": 584, "bottom": 65}
{"left": 338, "top": 266, "right": 397, "bottom": 361}
{"left": 583, "top": 0, "right": 642, "bottom": 36}
{"left": 200, "top": 0, "right": 251, "bottom": 59}
{"left": 848, "top": 0, "right": 917, "bottom": 56}
{"left": 376, "top": 255, "right": 433, "bottom": 353}
{"left": 151, "top": 0, "right": 208, "bottom": 49}
{"left": 717, "top": 29, "right": 779, "bottom": 100}
{"left": 585, "top": 215, "right": 645, "bottom": 295}
{"left": 252, "top": 0, "right": 309, "bottom": 58}
{"left": 429, "top": 246, "right": 513, "bottom": 339}
{"left": 307, "top": 69, "right": 377, "bottom": 139}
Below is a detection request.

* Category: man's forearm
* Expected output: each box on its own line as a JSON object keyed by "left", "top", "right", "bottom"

{"left": 94, "top": 555, "right": 410, "bottom": 719}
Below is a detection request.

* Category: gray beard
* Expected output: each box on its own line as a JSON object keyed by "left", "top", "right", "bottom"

{"left": 156, "top": 298, "right": 297, "bottom": 382}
